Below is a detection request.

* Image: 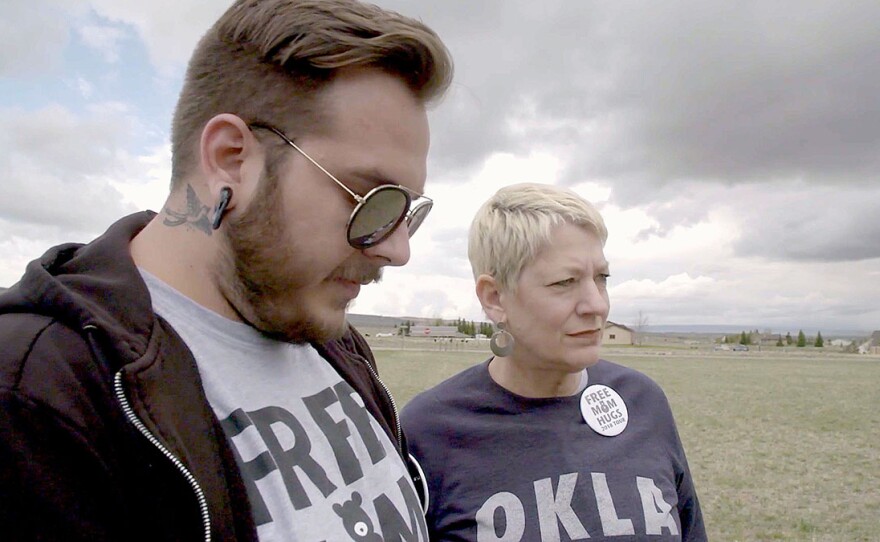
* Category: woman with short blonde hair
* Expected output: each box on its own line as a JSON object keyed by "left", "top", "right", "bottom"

{"left": 402, "top": 183, "right": 706, "bottom": 541}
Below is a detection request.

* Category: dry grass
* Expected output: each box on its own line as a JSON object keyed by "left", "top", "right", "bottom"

{"left": 373, "top": 345, "right": 880, "bottom": 541}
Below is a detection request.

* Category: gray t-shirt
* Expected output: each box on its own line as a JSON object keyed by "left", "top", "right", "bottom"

{"left": 143, "top": 271, "right": 427, "bottom": 541}
{"left": 401, "top": 359, "right": 705, "bottom": 542}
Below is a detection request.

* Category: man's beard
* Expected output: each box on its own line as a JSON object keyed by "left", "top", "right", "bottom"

{"left": 214, "top": 156, "right": 381, "bottom": 344}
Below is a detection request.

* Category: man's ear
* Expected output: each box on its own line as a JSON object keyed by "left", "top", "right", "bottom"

{"left": 199, "top": 114, "right": 263, "bottom": 213}
{"left": 475, "top": 274, "right": 505, "bottom": 323}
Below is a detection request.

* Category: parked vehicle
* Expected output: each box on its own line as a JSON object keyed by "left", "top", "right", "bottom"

{"left": 731, "top": 344, "right": 749, "bottom": 351}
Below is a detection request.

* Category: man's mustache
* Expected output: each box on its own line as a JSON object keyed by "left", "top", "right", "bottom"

{"left": 334, "top": 266, "right": 383, "bottom": 285}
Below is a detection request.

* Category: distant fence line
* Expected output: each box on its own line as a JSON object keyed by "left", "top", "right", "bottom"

{"left": 369, "top": 336, "right": 491, "bottom": 353}
{"left": 365, "top": 335, "right": 878, "bottom": 359}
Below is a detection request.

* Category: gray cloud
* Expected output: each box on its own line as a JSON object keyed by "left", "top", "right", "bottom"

{"left": 607, "top": 180, "right": 880, "bottom": 263}
{"left": 403, "top": 289, "right": 455, "bottom": 321}
{"left": 580, "top": 1, "right": 880, "bottom": 188}
{"left": 377, "top": 0, "right": 880, "bottom": 264}
{"left": 608, "top": 256, "right": 880, "bottom": 333}
{"left": 386, "top": 1, "right": 880, "bottom": 186}
{"left": 0, "top": 105, "right": 139, "bottom": 232}
{"left": 732, "top": 183, "right": 880, "bottom": 262}
{"left": 4, "top": 0, "right": 877, "bottom": 330}
{"left": 60, "top": 0, "right": 877, "bottom": 196}
{"left": 85, "top": 0, "right": 229, "bottom": 75}
{"left": 0, "top": 0, "right": 73, "bottom": 75}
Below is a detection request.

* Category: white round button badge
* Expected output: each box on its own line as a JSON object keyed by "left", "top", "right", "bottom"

{"left": 580, "top": 384, "right": 628, "bottom": 436}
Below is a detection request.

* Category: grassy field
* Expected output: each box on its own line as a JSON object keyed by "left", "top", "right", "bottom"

{"left": 373, "top": 346, "right": 880, "bottom": 541}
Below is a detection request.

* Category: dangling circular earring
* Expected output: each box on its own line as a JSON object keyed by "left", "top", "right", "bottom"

{"left": 490, "top": 321, "right": 515, "bottom": 357}
{"left": 211, "top": 186, "right": 233, "bottom": 230}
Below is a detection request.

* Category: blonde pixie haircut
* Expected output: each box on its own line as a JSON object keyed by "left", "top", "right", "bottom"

{"left": 468, "top": 183, "right": 608, "bottom": 293}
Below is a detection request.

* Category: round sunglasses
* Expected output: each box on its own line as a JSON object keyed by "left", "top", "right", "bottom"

{"left": 249, "top": 122, "right": 433, "bottom": 249}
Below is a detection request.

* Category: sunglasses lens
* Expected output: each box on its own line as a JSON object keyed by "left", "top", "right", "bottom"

{"left": 348, "top": 187, "right": 409, "bottom": 248}
{"left": 406, "top": 200, "right": 433, "bottom": 237}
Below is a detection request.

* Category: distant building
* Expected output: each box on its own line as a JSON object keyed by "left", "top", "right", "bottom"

{"left": 758, "top": 333, "right": 783, "bottom": 346}
{"left": 409, "top": 325, "right": 464, "bottom": 338}
{"left": 860, "top": 331, "right": 880, "bottom": 355}
{"left": 603, "top": 321, "right": 634, "bottom": 345}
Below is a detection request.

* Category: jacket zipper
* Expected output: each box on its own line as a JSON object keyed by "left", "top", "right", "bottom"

{"left": 360, "top": 358, "right": 430, "bottom": 512}
{"left": 114, "top": 369, "right": 212, "bottom": 542}
{"left": 359, "top": 358, "right": 402, "bottom": 446}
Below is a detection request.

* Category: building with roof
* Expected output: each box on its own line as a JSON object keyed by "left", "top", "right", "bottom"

{"left": 603, "top": 321, "right": 634, "bottom": 345}
{"left": 859, "top": 331, "right": 880, "bottom": 355}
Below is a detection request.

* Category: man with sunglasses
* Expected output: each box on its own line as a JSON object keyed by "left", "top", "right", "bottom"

{"left": 0, "top": 1, "right": 452, "bottom": 541}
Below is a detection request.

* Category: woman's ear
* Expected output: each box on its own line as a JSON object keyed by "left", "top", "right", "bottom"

{"left": 475, "top": 274, "right": 505, "bottom": 323}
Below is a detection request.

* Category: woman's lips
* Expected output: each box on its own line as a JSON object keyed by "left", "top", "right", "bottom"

{"left": 567, "top": 329, "right": 602, "bottom": 341}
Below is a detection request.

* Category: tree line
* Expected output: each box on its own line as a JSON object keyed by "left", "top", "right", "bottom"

{"left": 722, "top": 329, "right": 825, "bottom": 347}
{"left": 395, "top": 319, "right": 495, "bottom": 337}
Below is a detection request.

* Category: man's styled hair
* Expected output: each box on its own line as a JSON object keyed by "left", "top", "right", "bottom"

{"left": 468, "top": 183, "right": 608, "bottom": 293}
{"left": 170, "top": 0, "right": 453, "bottom": 185}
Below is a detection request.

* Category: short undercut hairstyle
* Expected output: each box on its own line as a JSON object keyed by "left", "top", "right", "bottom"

{"left": 170, "top": 0, "right": 453, "bottom": 186}
{"left": 468, "top": 183, "right": 608, "bottom": 293}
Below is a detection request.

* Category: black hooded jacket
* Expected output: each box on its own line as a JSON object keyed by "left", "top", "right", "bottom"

{"left": 0, "top": 212, "right": 409, "bottom": 541}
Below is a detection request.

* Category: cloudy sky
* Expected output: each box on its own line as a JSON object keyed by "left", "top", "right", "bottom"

{"left": 3, "top": 0, "right": 879, "bottom": 335}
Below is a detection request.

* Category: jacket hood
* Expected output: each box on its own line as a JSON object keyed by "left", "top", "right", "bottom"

{"left": 0, "top": 212, "right": 157, "bottom": 365}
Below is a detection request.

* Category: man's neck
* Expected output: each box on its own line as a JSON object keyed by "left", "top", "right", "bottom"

{"left": 130, "top": 207, "right": 241, "bottom": 323}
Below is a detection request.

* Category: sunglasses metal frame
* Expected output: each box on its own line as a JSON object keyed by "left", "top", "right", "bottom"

{"left": 248, "top": 122, "right": 432, "bottom": 249}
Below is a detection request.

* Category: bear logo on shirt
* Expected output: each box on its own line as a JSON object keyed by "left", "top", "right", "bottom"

{"left": 333, "top": 491, "right": 383, "bottom": 541}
